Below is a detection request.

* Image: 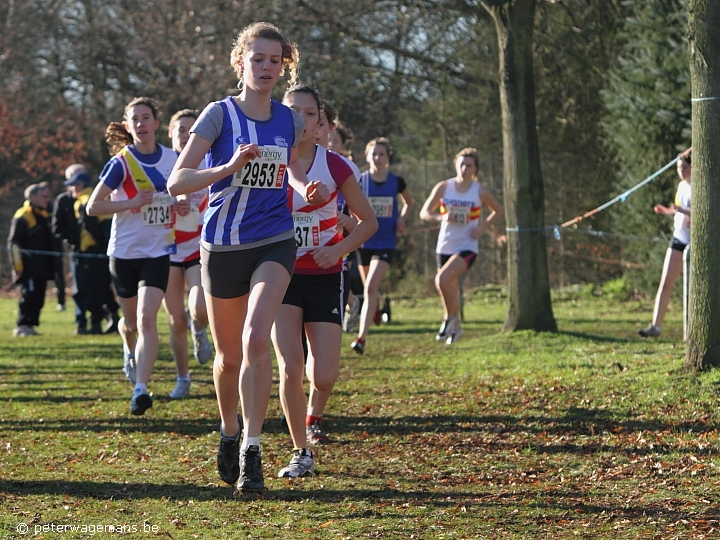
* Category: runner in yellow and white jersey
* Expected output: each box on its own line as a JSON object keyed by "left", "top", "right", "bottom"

{"left": 86, "top": 97, "right": 177, "bottom": 416}
{"left": 420, "top": 148, "right": 503, "bottom": 344}
{"left": 638, "top": 147, "right": 692, "bottom": 338}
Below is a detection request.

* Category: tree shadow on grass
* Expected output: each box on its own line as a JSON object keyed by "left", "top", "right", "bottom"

{"left": 0, "top": 415, "right": 289, "bottom": 436}
{"left": 2, "top": 480, "right": 719, "bottom": 528}
{"left": 556, "top": 330, "right": 633, "bottom": 343}
{"left": 2, "top": 406, "right": 715, "bottom": 446}
{"left": 320, "top": 409, "right": 718, "bottom": 456}
{"left": 0, "top": 479, "right": 479, "bottom": 504}
{"left": 370, "top": 322, "right": 503, "bottom": 336}
{"left": 0, "top": 417, "right": 218, "bottom": 435}
{"left": 3, "top": 390, "right": 219, "bottom": 403}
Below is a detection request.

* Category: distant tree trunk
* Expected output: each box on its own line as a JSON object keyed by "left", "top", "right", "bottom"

{"left": 685, "top": 0, "right": 720, "bottom": 370}
{"left": 481, "top": 0, "right": 557, "bottom": 332}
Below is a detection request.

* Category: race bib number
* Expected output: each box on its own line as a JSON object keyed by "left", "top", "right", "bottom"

{"left": 142, "top": 193, "right": 173, "bottom": 226}
{"left": 233, "top": 146, "right": 287, "bottom": 189}
{"left": 293, "top": 212, "right": 321, "bottom": 248}
{"left": 175, "top": 206, "right": 200, "bottom": 232}
{"left": 449, "top": 206, "right": 471, "bottom": 225}
{"left": 368, "top": 196, "right": 394, "bottom": 218}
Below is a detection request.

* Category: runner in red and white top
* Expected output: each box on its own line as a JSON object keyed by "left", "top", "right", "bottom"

{"left": 162, "top": 109, "right": 213, "bottom": 401}
{"left": 271, "top": 85, "right": 377, "bottom": 479}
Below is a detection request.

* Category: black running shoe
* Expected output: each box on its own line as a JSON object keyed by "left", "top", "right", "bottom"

{"left": 130, "top": 389, "right": 153, "bottom": 416}
{"left": 237, "top": 445, "right": 264, "bottom": 493}
{"left": 217, "top": 429, "right": 240, "bottom": 485}
{"left": 350, "top": 338, "right": 365, "bottom": 354}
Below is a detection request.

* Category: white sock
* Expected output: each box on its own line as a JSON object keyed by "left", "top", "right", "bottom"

{"left": 177, "top": 373, "right": 190, "bottom": 382}
{"left": 133, "top": 383, "right": 147, "bottom": 393}
{"left": 242, "top": 435, "right": 261, "bottom": 451}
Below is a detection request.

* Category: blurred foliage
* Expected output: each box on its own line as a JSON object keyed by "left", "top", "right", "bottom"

{"left": 0, "top": 0, "right": 696, "bottom": 291}
{"left": 602, "top": 0, "right": 691, "bottom": 292}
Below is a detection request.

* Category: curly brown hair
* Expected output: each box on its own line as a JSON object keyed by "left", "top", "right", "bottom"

{"left": 230, "top": 22, "right": 299, "bottom": 88}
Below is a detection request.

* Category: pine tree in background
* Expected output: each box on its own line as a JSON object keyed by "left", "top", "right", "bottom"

{"left": 602, "top": 0, "right": 691, "bottom": 291}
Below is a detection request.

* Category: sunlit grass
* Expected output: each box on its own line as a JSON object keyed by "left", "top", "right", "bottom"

{"left": 1, "top": 288, "right": 718, "bottom": 539}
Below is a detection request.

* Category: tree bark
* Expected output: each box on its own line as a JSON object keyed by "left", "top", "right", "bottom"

{"left": 685, "top": 0, "right": 720, "bottom": 370}
{"left": 482, "top": 0, "right": 557, "bottom": 332}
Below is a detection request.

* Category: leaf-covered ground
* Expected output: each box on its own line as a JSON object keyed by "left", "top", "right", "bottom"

{"left": 1, "top": 287, "right": 719, "bottom": 539}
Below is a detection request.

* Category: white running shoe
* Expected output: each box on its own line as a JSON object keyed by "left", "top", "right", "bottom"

{"left": 193, "top": 327, "right": 212, "bottom": 365}
{"left": 437, "top": 317, "right": 456, "bottom": 342}
{"left": 446, "top": 326, "right": 463, "bottom": 345}
{"left": 123, "top": 347, "right": 137, "bottom": 384}
{"left": 169, "top": 378, "right": 191, "bottom": 399}
{"left": 343, "top": 297, "right": 360, "bottom": 333}
{"left": 13, "top": 325, "right": 36, "bottom": 337}
{"left": 277, "top": 448, "right": 315, "bottom": 478}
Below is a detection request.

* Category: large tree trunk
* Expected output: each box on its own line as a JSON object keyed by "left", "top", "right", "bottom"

{"left": 685, "top": 0, "right": 720, "bottom": 370}
{"left": 482, "top": 0, "right": 557, "bottom": 332}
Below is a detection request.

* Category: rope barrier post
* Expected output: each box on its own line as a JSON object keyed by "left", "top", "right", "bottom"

{"left": 683, "top": 246, "right": 690, "bottom": 342}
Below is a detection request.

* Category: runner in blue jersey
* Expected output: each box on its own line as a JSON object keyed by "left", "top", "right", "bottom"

{"left": 167, "top": 22, "right": 329, "bottom": 495}
{"left": 351, "top": 138, "right": 413, "bottom": 354}
{"left": 86, "top": 97, "right": 176, "bottom": 417}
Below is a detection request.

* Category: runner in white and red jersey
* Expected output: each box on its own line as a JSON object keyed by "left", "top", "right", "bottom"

{"left": 271, "top": 85, "right": 377, "bottom": 479}
{"left": 420, "top": 147, "right": 503, "bottom": 345}
{"left": 319, "top": 114, "right": 364, "bottom": 333}
{"left": 162, "top": 109, "right": 213, "bottom": 401}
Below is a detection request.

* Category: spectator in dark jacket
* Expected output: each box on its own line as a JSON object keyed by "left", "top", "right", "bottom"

{"left": 50, "top": 164, "right": 86, "bottom": 312}
{"left": 8, "top": 183, "right": 54, "bottom": 336}
{"left": 66, "top": 172, "right": 119, "bottom": 334}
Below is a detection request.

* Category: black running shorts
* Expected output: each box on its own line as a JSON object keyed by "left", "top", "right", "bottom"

{"left": 357, "top": 248, "right": 394, "bottom": 266}
{"left": 282, "top": 272, "right": 344, "bottom": 325}
{"left": 201, "top": 238, "right": 297, "bottom": 299}
{"left": 110, "top": 255, "right": 170, "bottom": 298}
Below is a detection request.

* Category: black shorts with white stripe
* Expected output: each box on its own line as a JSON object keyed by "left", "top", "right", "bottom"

{"left": 282, "top": 272, "right": 344, "bottom": 325}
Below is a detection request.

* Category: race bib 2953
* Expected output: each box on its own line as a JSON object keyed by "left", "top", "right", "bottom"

{"left": 233, "top": 146, "right": 287, "bottom": 189}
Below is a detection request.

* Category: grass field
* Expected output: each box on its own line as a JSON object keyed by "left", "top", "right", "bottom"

{"left": 1, "top": 286, "right": 719, "bottom": 539}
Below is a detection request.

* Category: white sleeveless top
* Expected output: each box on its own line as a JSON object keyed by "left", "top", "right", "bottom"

{"left": 672, "top": 180, "right": 691, "bottom": 245}
{"left": 103, "top": 145, "right": 177, "bottom": 259}
{"left": 436, "top": 180, "right": 482, "bottom": 255}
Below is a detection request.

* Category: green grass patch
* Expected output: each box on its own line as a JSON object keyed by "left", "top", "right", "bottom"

{"left": 1, "top": 290, "right": 719, "bottom": 539}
